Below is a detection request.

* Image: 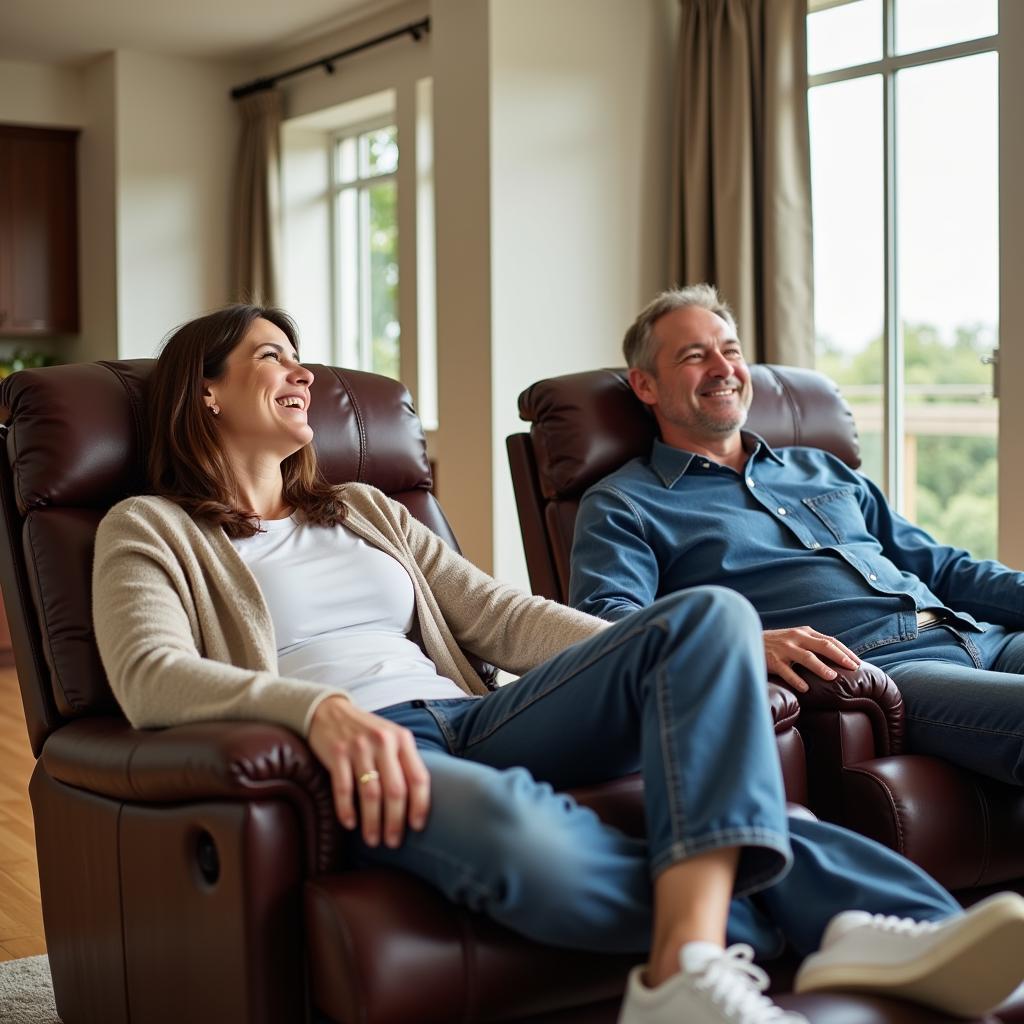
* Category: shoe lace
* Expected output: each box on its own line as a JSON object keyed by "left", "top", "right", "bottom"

{"left": 693, "top": 945, "right": 804, "bottom": 1023}
{"left": 861, "top": 914, "right": 941, "bottom": 936}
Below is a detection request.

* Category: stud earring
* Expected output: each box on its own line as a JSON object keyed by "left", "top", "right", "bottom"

{"left": 210, "top": 404, "right": 220, "bottom": 416}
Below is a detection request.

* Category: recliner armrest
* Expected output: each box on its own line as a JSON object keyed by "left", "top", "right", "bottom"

{"left": 40, "top": 716, "right": 338, "bottom": 871}
{"left": 37, "top": 688, "right": 807, "bottom": 876}
{"left": 841, "top": 755, "right": 1024, "bottom": 891}
{"left": 767, "top": 682, "right": 800, "bottom": 732}
{"left": 775, "top": 661, "right": 905, "bottom": 757}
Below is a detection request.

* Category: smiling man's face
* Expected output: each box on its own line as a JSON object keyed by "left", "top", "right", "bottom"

{"left": 628, "top": 305, "right": 752, "bottom": 449}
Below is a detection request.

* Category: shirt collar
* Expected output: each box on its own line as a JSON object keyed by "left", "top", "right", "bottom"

{"left": 649, "top": 431, "right": 784, "bottom": 488}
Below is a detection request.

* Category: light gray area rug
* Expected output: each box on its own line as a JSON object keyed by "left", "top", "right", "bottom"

{"left": 0, "top": 955, "right": 61, "bottom": 1023}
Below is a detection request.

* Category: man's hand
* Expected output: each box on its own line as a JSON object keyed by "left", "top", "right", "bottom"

{"left": 307, "top": 695, "right": 431, "bottom": 849}
{"left": 762, "top": 627, "right": 860, "bottom": 693}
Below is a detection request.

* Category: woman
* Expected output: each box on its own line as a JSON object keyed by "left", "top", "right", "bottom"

{"left": 92, "top": 306, "right": 1024, "bottom": 1024}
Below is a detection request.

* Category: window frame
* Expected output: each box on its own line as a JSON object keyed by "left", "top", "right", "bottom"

{"left": 807, "top": 0, "right": 998, "bottom": 508}
{"left": 327, "top": 116, "right": 400, "bottom": 376}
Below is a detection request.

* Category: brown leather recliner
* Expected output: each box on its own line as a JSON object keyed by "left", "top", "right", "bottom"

{"left": 509, "top": 365, "right": 1024, "bottom": 902}
{"left": 0, "top": 358, "right": 820, "bottom": 1024}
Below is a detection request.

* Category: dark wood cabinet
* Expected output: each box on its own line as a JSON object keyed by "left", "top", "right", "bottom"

{"left": 0, "top": 125, "right": 79, "bottom": 336}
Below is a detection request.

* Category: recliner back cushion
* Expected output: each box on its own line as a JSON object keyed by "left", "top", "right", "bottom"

{"left": 518, "top": 364, "right": 862, "bottom": 501}
{"left": 2, "top": 360, "right": 440, "bottom": 720}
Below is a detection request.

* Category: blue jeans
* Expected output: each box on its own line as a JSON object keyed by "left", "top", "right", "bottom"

{"left": 355, "top": 588, "right": 959, "bottom": 958}
{"left": 867, "top": 622, "right": 1024, "bottom": 785}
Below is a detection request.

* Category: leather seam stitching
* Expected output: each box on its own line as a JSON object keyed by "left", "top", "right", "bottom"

{"left": 457, "top": 910, "right": 476, "bottom": 1023}
{"left": 312, "top": 884, "right": 365, "bottom": 1024}
{"left": 326, "top": 368, "right": 367, "bottom": 482}
{"left": 971, "top": 781, "right": 991, "bottom": 888}
{"left": 765, "top": 365, "right": 802, "bottom": 445}
{"left": 115, "top": 801, "right": 133, "bottom": 1020}
{"left": 23, "top": 512, "right": 78, "bottom": 710}
{"left": 99, "top": 361, "right": 147, "bottom": 467}
{"left": 845, "top": 765, "right": 906, "bottom": 853}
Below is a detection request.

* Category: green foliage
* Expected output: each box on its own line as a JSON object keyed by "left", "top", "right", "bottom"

{"left": 817, "top": 321, "right": 998, "bottom": 558}
{"left": 0, "top": 349, "right": 56, "bottom": 378}
{"left": 368, "top": 179, "right": 400, "bottom": 380}
{"left": 818, "top": 321, "right": 994, "bottom": 391}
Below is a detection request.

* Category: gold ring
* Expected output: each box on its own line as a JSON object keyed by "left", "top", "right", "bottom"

{"left": 357, "top": 770, "right": 380, "bottom": 786}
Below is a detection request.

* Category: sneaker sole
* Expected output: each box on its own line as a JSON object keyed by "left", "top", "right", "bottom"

{"left": 794, "top": 893, "right": 1024, "bottom": 1018}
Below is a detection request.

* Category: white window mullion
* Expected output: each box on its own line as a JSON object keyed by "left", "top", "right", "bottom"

{"left": 882, "top": 0, "right": 904, "bottom": 508}
{"left": 358, "top": 186, "right": 373, "bottom": 371}
{"left": 329, "top": 188, "right": 341, "bottom": 367}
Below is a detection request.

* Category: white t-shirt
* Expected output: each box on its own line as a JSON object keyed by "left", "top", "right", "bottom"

{"left": 230, "top": 515, "right": 468, "bottom": 711}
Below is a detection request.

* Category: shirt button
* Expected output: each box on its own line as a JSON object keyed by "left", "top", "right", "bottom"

{"left": 702, "top": 462, "right": 710, "bottom": 469}
{"left": 747, "top": 478, "right": 755, "bottom": 487}
{"left": 869, "top": 573, "right": 878, "bottom": 581}
{"left": 777, "top": 507, "right": 787, "bottom": 516}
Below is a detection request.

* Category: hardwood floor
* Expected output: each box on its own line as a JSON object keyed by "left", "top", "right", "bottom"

{"left": 0, "top": 665, "right": 46, "bottom": 961}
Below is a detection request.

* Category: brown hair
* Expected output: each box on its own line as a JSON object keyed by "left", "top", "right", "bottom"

{"left": 148, "top": 304, "right": 345, "bottom": 538}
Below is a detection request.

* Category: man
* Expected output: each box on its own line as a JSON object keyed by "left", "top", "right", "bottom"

{"left": 570, "top": 284, "right": 1024, "bottom": 787}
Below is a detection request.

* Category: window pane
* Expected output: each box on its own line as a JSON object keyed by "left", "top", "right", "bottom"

{"left": 896, "top": 0, "right": 997, "bottom": 56}
{"left": 361, "top": 126, "right": 398, "bottom": 178}
{"left": 807, "top": 0, "right": 882, "bottom": 77}
{"left": 897, "top": 52, "right": 998, "bottom": 557}
{"left": 810, "top": 75, "right": 885, "bottom": 486}
{"left": 367, "top": 180, "right": 399, "bottom": 379}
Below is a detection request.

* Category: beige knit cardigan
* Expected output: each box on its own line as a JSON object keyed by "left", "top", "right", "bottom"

{"left": 92, "top": 484, "right": 606, "bottom": 737}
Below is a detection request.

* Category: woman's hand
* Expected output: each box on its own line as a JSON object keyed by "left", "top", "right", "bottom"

{"left": 307, "top": 696, "right": 431, "bottom": 849}
{"left": 762, "top": 627, "right": 860, "bottom": 692}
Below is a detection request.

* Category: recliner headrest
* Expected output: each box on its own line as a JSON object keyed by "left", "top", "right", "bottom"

{"left": 1, "top": 360, "right": 433, "bottom": 514}
{"left": 518, "top": 364, "right": 861, "bottom": 500}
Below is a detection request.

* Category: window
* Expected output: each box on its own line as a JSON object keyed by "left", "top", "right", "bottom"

{"left": 807, "top": 0, "right": 999, "bottom": 557}
{"left": 331, "top": 123, "right": 401, "bottom": 380}
{"left": 281, "top": 82, "right": 437, "bottom": 428}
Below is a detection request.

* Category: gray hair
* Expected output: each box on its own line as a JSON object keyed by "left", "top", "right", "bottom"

{"left": 623, "top": 284, "right": 738, "bottom": 373}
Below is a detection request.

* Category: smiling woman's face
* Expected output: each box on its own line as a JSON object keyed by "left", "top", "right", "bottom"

{"left": 203, "top": 317, "right": 316, "bottom": 463}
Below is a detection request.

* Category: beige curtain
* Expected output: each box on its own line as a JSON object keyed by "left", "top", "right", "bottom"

{"left": 670, "top": 0, "right": 814, "bottom": 365}
{"left": 233, "top": 90, "right": 283, "bottom": 306}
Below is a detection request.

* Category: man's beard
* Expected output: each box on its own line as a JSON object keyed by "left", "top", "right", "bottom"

{"left": 692, "top": 405, "right": 750, "bottom": 435}
{"left": 690, "top": 380, "right": 751, "bottom": 434}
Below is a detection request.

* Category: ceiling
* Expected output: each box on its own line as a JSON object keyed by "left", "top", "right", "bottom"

{"left": 0, "top": 0, "right": 410, "bottom": 65}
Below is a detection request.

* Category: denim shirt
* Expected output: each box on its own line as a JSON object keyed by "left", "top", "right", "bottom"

{"left": 569, "top": 434, "right": 1024, "bottom": 657}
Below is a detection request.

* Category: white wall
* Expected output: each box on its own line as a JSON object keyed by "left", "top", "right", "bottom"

{"left": 488, "top": 0, "right": 677, "bottom": 587}
{"left": 0, "top": 59, "right": 83, "bottom": 127}
{"left": 429, "top": 0, "right": 677, "bottom": 581}
{"left": 432, "top": 0, "right": 495, "bottom": 568}
{"left": 76, "top": 56, "right": 119, "bottom": 363}
{"left": 114, "top": 50, "right": 242, "bottom": 358}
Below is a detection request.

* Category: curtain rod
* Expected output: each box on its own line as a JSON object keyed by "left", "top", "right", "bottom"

{"left": 230, "top": 17, "right": 430, "bottom": 100}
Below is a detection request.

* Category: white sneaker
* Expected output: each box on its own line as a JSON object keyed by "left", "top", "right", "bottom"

{"left": 794, "top": 891, "right": 1024, "bottom": 1018}
{"left": 618, "top": 943, "right": 809, "bottom": 1024}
